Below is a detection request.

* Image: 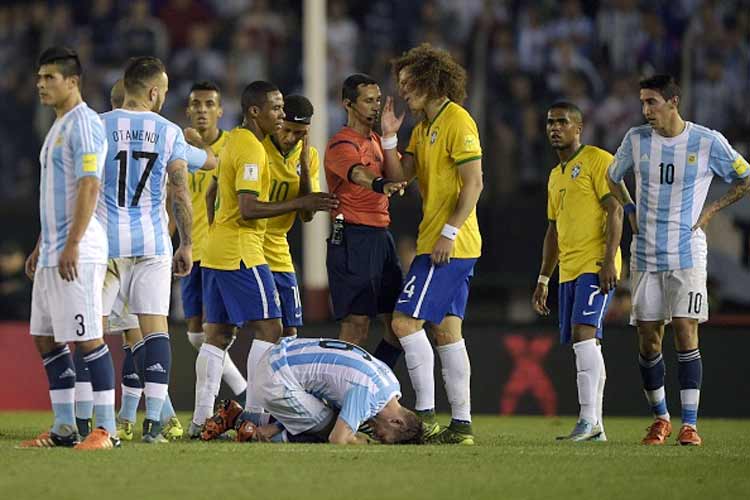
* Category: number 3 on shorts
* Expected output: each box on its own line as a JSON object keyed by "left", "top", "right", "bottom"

{"left": 75, "top": 314, "right": 86, "bottom": 336}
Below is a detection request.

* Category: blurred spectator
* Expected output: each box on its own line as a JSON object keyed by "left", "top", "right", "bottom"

{"left": 115, "top": 0, "right": 169, "bottom": 61}
{"left": 171, "top": 24, "right": 226, "bottom": 96}
{"left": 159, "top": 0, "right": 213, "bottom": 51}
{"left": 596, "top": 0, "right": 642, "bottom": 73}
{"left": 87, "top": 0, "right": 118, "bottom": 65}
{"left": 517, "top": 5, "right": 549, "bottom": 75}
{"left": 692, "top": 55, "right": 733, "bottom": 131}
{"left": 549, "top": 0, "right": 594, "bottom": 54}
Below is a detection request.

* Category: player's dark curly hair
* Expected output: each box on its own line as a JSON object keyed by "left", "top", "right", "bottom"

{"left": 392, "top": 43, "right": 467, "bottom": 104}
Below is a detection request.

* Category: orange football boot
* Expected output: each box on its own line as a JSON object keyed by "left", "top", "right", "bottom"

{"left": 74, "top": 428, "right": 120, "bottom": 450}
{"left": 641, "top": 418, "right": 672, "bottom": 445}
{"left": 18, "top": 429, "right": 78, "bottom": 448}
{"left": 201, "top": 400, "right": 244, "bottom": 441}
{"left": 235, "top": 420, "right": 258, "bottom": 442}
{"left": 676, "top": 425, "right": 702, "bottom": 446}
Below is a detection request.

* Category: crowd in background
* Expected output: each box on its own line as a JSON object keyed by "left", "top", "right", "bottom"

{"left": 3, "top": 0, "right": 750, "bottom": 321}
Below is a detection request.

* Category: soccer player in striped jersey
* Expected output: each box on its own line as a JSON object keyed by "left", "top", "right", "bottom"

{"left": 21, "top": 47, "right": 118, "bottom": 450}
{"left": 533, "top": 102, "right": 627, "bottom": 442}
{"left": 221, "top": 337, "right": 422, "bottom": 445}
{"left": 262, "top": 95, "right": 320, "bottom": 337}
{"left": 388, "top": 44, "right": 483, "bottom": 445}
{"left": 102, "top": 78, "right": 216, "bottom": 442}
{"left": 195, "top": 82, "right": 338, "bottom": 439}
{"left": 97, "top": 56, "right": 193, "bottom": 443}
{"left": 608, "top": 75, "right": 750, "bottom": 446}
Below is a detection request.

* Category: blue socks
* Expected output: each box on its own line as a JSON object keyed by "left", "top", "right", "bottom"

{"left": 42, "top": 345, "right": 76, "bottom": 435}
{"left": 119, "top": 344, "right": 143, "bottom": 423}
{"left": 638, "top": 353, "right": 669, "bottom": 419}
{"left": 678, "top": 349, "right": 702, "bottom": 427}
{"left": 374, "top": 339, "right": 403, "bottom": 369}
{"left": 82, "top": 344, "right": 116, "bottom": 435}
{"left": 143, "top": 333, "right": 171, "bottom": 422}
{"left": 73, "top": 348, "right": 93, "bottom": 433}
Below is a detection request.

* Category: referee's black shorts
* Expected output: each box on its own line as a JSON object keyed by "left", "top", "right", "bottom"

{"left": 326, "top": 223, "right": 403, "bottom": 320}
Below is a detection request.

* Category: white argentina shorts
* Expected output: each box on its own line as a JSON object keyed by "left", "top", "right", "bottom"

{"left": 102, "top": 255, "right": 172, "bottom": 317}
{"left": 630, "top": 266, "right": 708, "bottom": 325}
{"left": 31, "top": 264, "right": 106, "bottom": 343}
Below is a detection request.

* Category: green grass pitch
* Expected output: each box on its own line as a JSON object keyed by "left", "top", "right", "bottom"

{"left": 1, "top": 412, "right": 748, "bottom": 500}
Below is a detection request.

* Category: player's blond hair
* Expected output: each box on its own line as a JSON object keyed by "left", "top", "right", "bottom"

{"left": 392, "top": 43, "right": 467, "bottom": 104}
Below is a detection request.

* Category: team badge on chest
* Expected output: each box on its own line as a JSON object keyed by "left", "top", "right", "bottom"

{"left": 296, "top": 163, "right": 301, "bottom": 176}
{"left": 430, "top": 128, "right": 439, "bottom": 144}
{"left": 571, "top": 164, "right": 581, "bottom": 179}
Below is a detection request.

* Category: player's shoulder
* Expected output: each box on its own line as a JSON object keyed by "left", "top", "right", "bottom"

{"left": 444, "top": 102, "right": 477, "bottom": 128}
{"left": 688, "top": 121, "right": 729, "bottom": 144}
{"left": 624, "top": 124, "right": 652, "bottom": 139}
{"left": 68, "top": 103, "right": 105, "bottom": 140}
{"left": 226, "top": 127, "right": 266, "bottom": 156}
{"left": 581, "top": 145, "right": 614, "bottom": 165}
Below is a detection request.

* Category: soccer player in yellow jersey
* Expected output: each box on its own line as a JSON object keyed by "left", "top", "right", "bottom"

{"left": 195, "top": 82, "right": 338, "bottom": 437}
{"left": 386, "top": 44, "right": 482, "bottom": 444}
{"left": 532, "top": 102, "right": 627, "bottom": 441}
{"left": 262, "top": 95, "right": 320, "bottom": 337}
{"left": 182, "top": 82, "right": 247, "bottom": 436}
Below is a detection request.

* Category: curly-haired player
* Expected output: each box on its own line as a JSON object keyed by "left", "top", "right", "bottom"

{"left": 383, "top": 43, "right": 483, "bottom": 445}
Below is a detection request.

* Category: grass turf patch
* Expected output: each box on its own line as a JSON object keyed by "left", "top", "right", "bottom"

{"left": 1, "top": 412, "right": 748, "bottom": 500}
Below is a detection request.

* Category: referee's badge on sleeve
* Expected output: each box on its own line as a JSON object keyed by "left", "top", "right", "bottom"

{"left": 243, "top": 163, "right": 258, "bottom": 181}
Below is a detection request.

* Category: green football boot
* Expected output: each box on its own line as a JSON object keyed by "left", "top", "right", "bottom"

{"left": 427, "top": 421, "right": 474, "bottom": 445}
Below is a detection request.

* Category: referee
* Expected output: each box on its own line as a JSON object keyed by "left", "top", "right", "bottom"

{"left": 324, "top": 73, "right": 407, "bottom": 368}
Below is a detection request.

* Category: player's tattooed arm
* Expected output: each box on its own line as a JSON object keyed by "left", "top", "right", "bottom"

{"left": 168, "top": 161, "right": 193, "bottom": 245}
{"left": 693, "top": 176, "right": 750, "bottom": 231}
{"left": 168, "top": 159, "right": 193, "bottom": 277}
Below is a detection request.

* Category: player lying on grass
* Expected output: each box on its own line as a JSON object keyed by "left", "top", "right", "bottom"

{"left": 200, "top": 337, "right": 424, "bottom": 444}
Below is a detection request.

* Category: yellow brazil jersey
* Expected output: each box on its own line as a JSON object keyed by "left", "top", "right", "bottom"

{"left": 189, "top": 130, "right": 227, "bottom": 262}
{"left": 405, "top": 101, "right": 482, "bottom": 258}
{"left": 547, "top": 145, "right": 622, "bottom": 283}
{"left": 261, "top": 135, "right": 321, "bottom": 273}
{"left": 201, "top": 127, "right": 270, "bottom": 271}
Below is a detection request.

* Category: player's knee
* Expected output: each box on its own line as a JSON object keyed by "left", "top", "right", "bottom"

{"left": 33, "top": 336, "right": 63, "bottom": 356}
{"left": 637, "top": 326, "right": 662, "bottom": 355}
{"left": 340, "top": 316, "right": 370, "bottom": 346}
{"left": 391, "top": 314, "right": 419, "bottom": 338}
{"left": 255, "top": 319, "right": 282, "bottom": 343}
{"left": 282, "top": 327, "right": 297, "bottom": 338}
{"left": 76, "top": 337, "right": 105, "bottom": 354}
{"left": 186, "top": 316, "right": 203, "bottom": 333}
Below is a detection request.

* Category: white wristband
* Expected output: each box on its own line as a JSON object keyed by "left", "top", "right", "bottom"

{"left": 441, "top": 223, "right": 459, "bottom": 240}
{"left": 537, "top": 275, "right": 550, "bottom": 286}
{"left": 381, "top": 134, "right": 398, "bottom": 150}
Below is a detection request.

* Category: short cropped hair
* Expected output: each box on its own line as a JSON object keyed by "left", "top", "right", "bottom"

{"left": 283, "top": 95, "right": 314, "bottom": 124}
{"left": 123, "top": 56, "right": 166, "bottom": 95}
{"left": 38, "top": 46, "right": 82, "bottom": 78}
{"left": 341, "top": 73, "right": 378, "bottom": 103}
{"left": 640, "top": 74, "right": 681, "bottom": 101}
{"left": 241, "top": 81, "right": 279, "bottom": 113}
{"left": 548, "top": 101, "right": 584, "bottom": 123}
{"left": 190, "top": 81, "right": 221, "bottom": 95}
{"left": 393, "top": 409, "right": 424, "bottom": 445}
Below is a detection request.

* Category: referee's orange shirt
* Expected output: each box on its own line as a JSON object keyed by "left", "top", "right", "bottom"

{"left": 324, "top": 126, "right": 390, "bottom": 228}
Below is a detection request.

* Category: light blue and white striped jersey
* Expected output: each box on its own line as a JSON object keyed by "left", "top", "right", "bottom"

{"left": 610, "top": 122, "right": 750, "bottom": 271}
{"left": 186, "top": 144, "right": 208, "bottom": 173}
{"left": 38, "top": 102, "right": 108, "bottom": 268}
{"left": 96, "top": 109, "right": 188, "bottom": 257}
{"left": 268, "top": 338, "right": 402, "bottom": 432}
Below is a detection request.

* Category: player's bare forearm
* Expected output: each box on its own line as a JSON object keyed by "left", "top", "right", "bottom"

{"left": 297, "top": 163, "right": 314, "bottom": 222}
{"left": 328, "top": 419, "right": 366, "bottom": 445}
{"left": 240, "top": 193, "right": 303, "bottom": 220}
{"left": 200, "top": 148, "right": 217, "bottom": 171}
{"left": 602, "top": 196, "right": 624, "bottom": 263}
{"left": 540, "top": 222, "right": 559, "bottom": 277}
{"left": 168, "top": 163, "right": 193, "bottom": 245}
{"left": 206, "top": 176, "right": 218, "bottom": 225}
{"left": 445, "top": 160, "right": 483, "bottom": 229}
{"left": 695, "top": 177, "right": 750, "bottom": 229}
{"left": 68, "top": 176, "right": 101, "bottom": 245}
{"left": 350, "top": 165, "right": 407, "bottom": 195}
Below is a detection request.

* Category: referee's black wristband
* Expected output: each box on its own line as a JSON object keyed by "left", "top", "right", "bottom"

{"left": 371, "top": 177, "right": 390, "bottom": 194}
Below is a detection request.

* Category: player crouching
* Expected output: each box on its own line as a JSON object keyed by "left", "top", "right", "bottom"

{"left": 200, "top": 337, "right": 424, "bottom": 444}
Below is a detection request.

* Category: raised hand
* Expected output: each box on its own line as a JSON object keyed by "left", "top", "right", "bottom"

{"left": 297, "top": 192, "right": 339, "bottom": 212}
{"left": 381, "top": 96, "right": 405, "bottom": 137}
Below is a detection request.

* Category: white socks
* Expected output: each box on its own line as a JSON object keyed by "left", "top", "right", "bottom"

{"left": 437, "top": 339, "right": 472, "bottom": 422}
{"left": 573, "top": 338, "right": 602, "bottom": 424}
{"left": 193, "top": 343, "right": 225, "bottom": 426}
{"left": 399, "top": 329, "right": 435, "bottom": 412}
{"left": 245, "top": 339, "right": 275, "bottom": 412}
{"left": 187, "top": 331, "right": 205, "bottom": 350}
{"left": 189, "top": 331, "right": 247, "bottom": 397}
{"left": 596, "top": 344, "right": 606, "bottom": 432}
